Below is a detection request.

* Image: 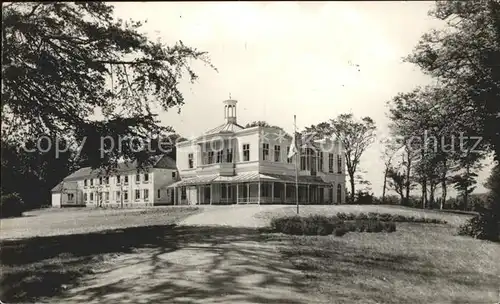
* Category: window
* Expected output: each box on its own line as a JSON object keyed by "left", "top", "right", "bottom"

{"left": 226, "top": 148, "right": 233, "bottom": 163}
{"left": 188, "top": 153, "right": 194, "bottom": 168}
{"left": 261, "top": 183, "right": 271, "bottom": 197}
{"left": 328, "top": 153, "right": 334, "bottom": 173}
{"left": 124, "top": 176, "right": 129, "bottom": 184}
{"left": 274, "top": 145, "right": 281, "bottom": 162}
{"left": 84, "top": 193, "right": 88, "bottom": 201}
{"left": 90, "top": 193, "right": 94, "bottom": 201}
{"left": 243, "top": 144, "right": 250, "bottom": 161}
{"left": 300, "top": 152, "right": 306, "bottom": 170}
{"left": 144, "top": 173, "right": 149, "bottom": 182}
{"left": 318, "top": 152, "right": 324, "bottom": 172}
{"left": 262, "top": 143, "right": 269, "bottom": 161}
{"left": 116, "top": 175, "right": 121, "bottom": 184}
{"left": 337, "top": 184, "right": 342, "bottom": 203}
{"left": 181, "top": 187, "right": 187, "bottom": 200}
{"left": 116, "top": 191, "right": 121, "bottom": 201}
{"left": 90, "top": 179, "right": 94, "bottom": 186}
{"left": 84, "top": 179, "right": 88, "bottom": 187}
{"left": 144, "top": 189, "right": 149, "bottom": 201}
{"left": 104, "top": 192, "right": 109, "bottom": 201}
{"left": 172, "top": 171, "right": 176, "bottom": 178}
{"left": 286, "top": 147, "right": 292, "bottom": 163}
{"left": 337, "top": 155, "right": 342, "bottom": 174}
{"left": 157, "top": 189, "right": 161, "bottom": 199}
{"left": 105, "top": 176, "right": 109, "bottom": 185}
{"left": 67, "top": 193, "right": 74, "bottom": 200}
{"left": 135, "top": 174, "right": 140, "bottom": 183}
{"left": 99, "top": 177, "right": 103, "bottom": 185}
{"left": 135, "top": 189, "right": 140, "bottom": 200}
{"left": 124, "top": 191, "right": 129, "bottom": 201}
{"left": 208, "top": 151, "right": 214, "bottom": 164}
{"left": 216, "top": 150, "right": 223, "bottom": 163}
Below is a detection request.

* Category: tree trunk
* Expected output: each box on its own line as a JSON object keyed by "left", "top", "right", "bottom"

{"left": 440, "top": 159, "right": 447, "bottom": 210}
{"left": 382, "top": 168, "right": 388, "bottom": 204}
{"left": 464, "top": 161, "right": 470, "bottom": 211}
{"left": 349, "top": 172, "right": 355, "bottom": 203}
{"left": 429, "top": 181, "right": 435, "bottom": 209}
{"left": 421, "top": 179, "right": 427, "bottom": 209}
{"left": 440, "top": 178, "right": 447, "bottom": 210}
{"left": 404, "top": 153, "right": 412, "bottom": 206}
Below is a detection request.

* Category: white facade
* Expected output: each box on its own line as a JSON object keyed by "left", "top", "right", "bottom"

{"left": 51, "top": 156, "right": 178, "bottom": 208}
{"left": 170, "top": 99, "right": 346, "bottom": 205}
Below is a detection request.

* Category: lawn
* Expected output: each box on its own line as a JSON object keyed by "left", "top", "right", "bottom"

{"left": 0, "top": 206, "right": 200, "bottom": 240}
{"left": 259, "top": 205, "right": 500, "bottom": 304}
{"left": 1, "top": 205, "right": 498, "bottom": 304}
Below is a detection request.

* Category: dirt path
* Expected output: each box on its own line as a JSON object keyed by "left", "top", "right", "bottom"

{"left": 51, "top": 226, "right": 325, "bottom": 304}
{"left": 179, "top": 205, "right": 285, "bottom": 227}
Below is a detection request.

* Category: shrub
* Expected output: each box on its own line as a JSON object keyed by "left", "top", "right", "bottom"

{"left": 383, "top": 222, "right": 397, "bottom": 233}
{"left": 0, "top": 193, "right": 24, "bottom": 218}
{"left": 335, "top": 212, "right": 446, "bottom": 224}
{"left": 458, "top": 211, "right": 499, "bottom": 242}
{"left": 357, "top": 212, "right": 368, "bottom": 220}
{"left": 334, "top": 226, "right": 349, "bottom": 236}
{"left": 269, "top": 215, "right": 397, "bottom": 236}
{"left": 337, "top": 212, "right": 348, "bottom": 220}
{"left": 270, "top": 215, "right": 337, "bottom": 236}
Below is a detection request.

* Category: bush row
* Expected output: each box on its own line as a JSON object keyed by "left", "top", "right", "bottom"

{"left": 458, "top": 211, "right": 499, "bottom": 242}
{"left": 336, "top": 212, "right": 447, "bottom": 224}
{"left": 0, "top": 193, "right": 24, "bottom": 218}
{"left": 269, "top": 215, "right": 396, "bottom": 236}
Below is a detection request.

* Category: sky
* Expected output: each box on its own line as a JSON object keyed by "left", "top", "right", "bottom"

{"left": 111, "top": 1, "right": 493, "bottom": 196}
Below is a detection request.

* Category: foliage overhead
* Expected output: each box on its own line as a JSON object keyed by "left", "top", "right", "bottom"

{"left": 2, "top": 2, "right": 214, "bottom": 169}
{"left": 304, "top": 114, "right": 376, "bottom": 203}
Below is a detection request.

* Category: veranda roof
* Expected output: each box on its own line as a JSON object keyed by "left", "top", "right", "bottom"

{"left": 167, "top": 172, "right": 331, "bottom": 187}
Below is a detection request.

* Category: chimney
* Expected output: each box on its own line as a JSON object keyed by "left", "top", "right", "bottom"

{"left": 223, "top": 99, "right": 237, "bottom": 124}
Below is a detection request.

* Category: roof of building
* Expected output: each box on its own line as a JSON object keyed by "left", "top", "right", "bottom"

{"left": 166, "top": 172, "right": 331, "bottom": 188}
{"left": 63, "top": 155, "right": 176, "bottom": 182}
{"left": 204, "top": 121, "right": 245, "bottom": 136}
{"left": 51, "top": 181, "right": 78, "bottom": 193}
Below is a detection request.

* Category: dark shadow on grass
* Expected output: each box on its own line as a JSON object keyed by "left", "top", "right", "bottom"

{"left": 1, "top": 225, "right": 309, "bottom": 304}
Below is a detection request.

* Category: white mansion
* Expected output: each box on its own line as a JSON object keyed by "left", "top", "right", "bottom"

{"left": 51, "top": 98, "right": 346, "bottom": 207}
{"left": 168, "top": 99, "right": 346, "bottom": 205}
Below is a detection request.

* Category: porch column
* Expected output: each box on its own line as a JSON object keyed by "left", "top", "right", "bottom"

{"left": 284, "top": 183, "right": 287, "bottom": 204}
{"left": 210, "top": 184, "right": 213, "bottom": 205}
{"left": 271, "top": 182, "right": 274, "bottom": 203}
{"left": 258, "top": 180, "right": 261, "bottom": 205}
{"left": 226, "top": 183, "right": 229, "bottom": 204}
{"left": 236, "top": 183, "right": 239, "bottom": 204}
{"left": 247, "top": 183, "right": 250, "bottom": 204}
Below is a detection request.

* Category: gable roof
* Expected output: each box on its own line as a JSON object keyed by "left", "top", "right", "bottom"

{"left": 51, "top": 181, "right": 78, "bottom": 193}
{"left": 63, "top": 155, "right": 176, "bottom": 182}
{"left": 204, "top": 122, "right": 245, "bottom": 135}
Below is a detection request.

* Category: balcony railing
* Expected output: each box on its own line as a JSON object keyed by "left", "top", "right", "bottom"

{"left": 196, "top": 162, "right": 235, "bottom": 176}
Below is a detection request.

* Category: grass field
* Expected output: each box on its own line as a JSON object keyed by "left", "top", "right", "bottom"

{"left": 1, "top": 205, "right": 498, "bottom": 303}
{"left": 258, "top": 205, "right": 500, "bottom": 304}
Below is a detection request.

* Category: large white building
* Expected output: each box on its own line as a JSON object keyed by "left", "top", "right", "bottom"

{"left": 168, "top": 99, "right": 346, "bottom": 205}
{"left": 51, "top": 155, "right": 178, "bottom": 207}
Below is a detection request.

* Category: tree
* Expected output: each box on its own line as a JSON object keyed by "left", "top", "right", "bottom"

{"left": 406, "top": 0, "right": 500, "bottom": 161}
{"left": 2, "top": 3, "right": 214, "bottom": 169}
{"left": 387, "top": 167, "right": 406, "bottom": 204}
{"left": 245, "top": 121, "right": 284, "bottom": 131}
{"left": 380, "top": 139, "right": 398, "bottom": 204}
{"left": 305, "top": 114, "right": 376, "bottom": 203}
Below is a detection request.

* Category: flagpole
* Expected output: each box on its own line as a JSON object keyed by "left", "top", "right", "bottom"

{"left": 294, "top": 115, "right": 299, "bottom": 215}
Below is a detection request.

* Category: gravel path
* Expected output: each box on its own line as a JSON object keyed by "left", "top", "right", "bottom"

{"left": 178, "top": 205, "right": 284, "bottom": 227}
